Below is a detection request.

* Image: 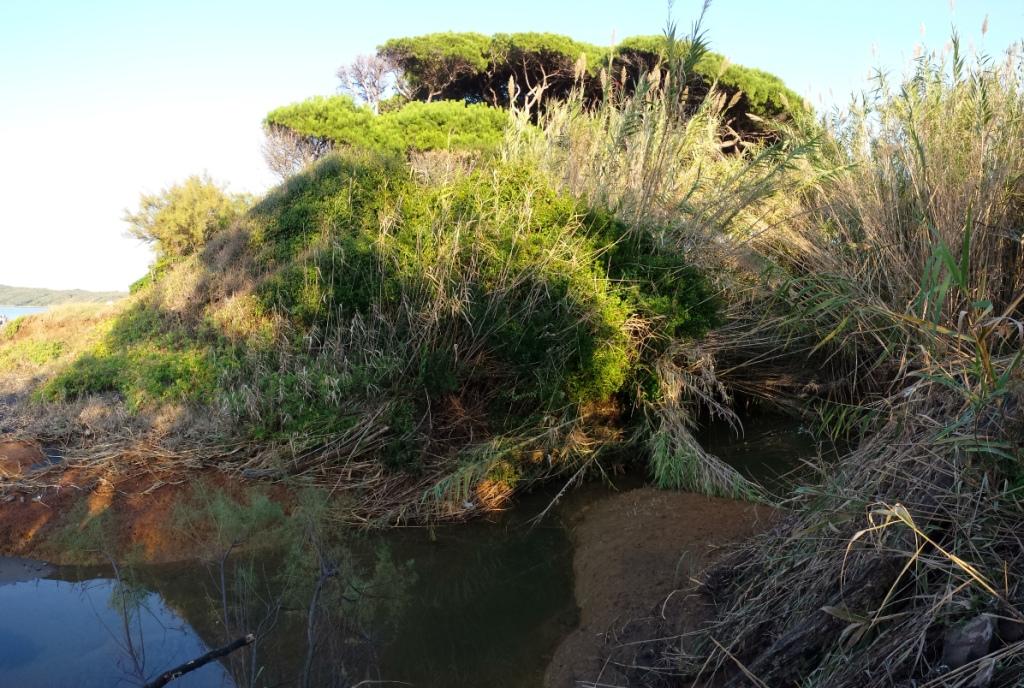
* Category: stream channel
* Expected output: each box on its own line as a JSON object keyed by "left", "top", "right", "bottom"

{"left": 0, "top": 412, "right": 819, "bottom": 687}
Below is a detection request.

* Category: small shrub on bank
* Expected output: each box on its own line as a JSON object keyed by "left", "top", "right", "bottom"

{"left": 124, "top": 174, "right": 252, "bottom": 260}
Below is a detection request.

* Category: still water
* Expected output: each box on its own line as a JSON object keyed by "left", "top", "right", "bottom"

{"left": 0, "top": 413, "right": 819, "bottom": 687}
{"left": 0, "top": 578, "right": 231, "bottom": 688}
{"left": 0, "top": 496, "right": 579, "bottom": 688}
{"left": 0, "top": 306, "right": 47, "bottom": 322}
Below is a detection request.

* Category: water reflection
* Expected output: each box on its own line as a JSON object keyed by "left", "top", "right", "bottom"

{"left": 0, "top": 414, "right": 815, "bottom": 687}
{"left": 699, "top": 409, "right": 823, "bottom": 489}
{"left": 0, "top": 495, "right": 577, "bottom": 687}
{"left": 0, "top": 577, "right": 232, "bottom": 688}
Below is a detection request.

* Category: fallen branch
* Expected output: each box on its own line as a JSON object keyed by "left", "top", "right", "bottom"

{"left": 143, "top": 633, "right": 255, "bottom": 688}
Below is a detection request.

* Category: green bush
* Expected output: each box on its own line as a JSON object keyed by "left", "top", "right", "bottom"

{"left": 264, "top": 97, "right": 508, "bottom": 158}
{"left": 0, "top": 339, "right": 64, "bottom": 370}
{"left": 251, "top": 156, "right": 635, "bottom": 422}
{"left": 376, "top": 31, "right": 806, "bottom": 125}
{"left": 124, "top": 174, "right": 252, "bottom": 259}
{"left": 241, "top": 154, "right": 718, "bottom": 448}
{"left": 615, "top": 35, "right": 807, "bottom": 119}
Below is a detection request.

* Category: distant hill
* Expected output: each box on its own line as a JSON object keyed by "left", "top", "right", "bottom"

{"left": 0, "top": 284, "right": 126, "bottom": 306}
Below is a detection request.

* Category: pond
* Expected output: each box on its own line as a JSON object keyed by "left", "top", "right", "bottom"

{"left": 0, "top": 411, "right": 820, "bottom": 687}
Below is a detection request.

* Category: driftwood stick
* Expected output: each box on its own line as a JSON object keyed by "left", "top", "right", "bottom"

{"left": 144, "top": 633, "right": 255, "bottom": 688}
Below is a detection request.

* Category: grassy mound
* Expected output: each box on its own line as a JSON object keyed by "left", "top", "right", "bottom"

{"left": 8, "top": 146, "right": 721, "bottom": 517}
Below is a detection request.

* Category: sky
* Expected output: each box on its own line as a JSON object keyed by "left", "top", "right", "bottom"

{"left": 1, "top": 0, "right": 1021, "bottom": 292}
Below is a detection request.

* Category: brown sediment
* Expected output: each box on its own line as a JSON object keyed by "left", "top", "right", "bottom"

{"left": 0, "top": 464, "right": 296, "bottom": 565}
{"left": 544, "top": 488, "right": 778, "bottom": 688}
{"left": 0, "top": 440, "right": 46, "bottom": 477}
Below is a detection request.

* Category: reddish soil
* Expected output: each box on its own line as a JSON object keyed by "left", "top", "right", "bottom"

{"left": 544, "top": 489, "right": 778, "bottom": 688}
{"left": 0, "top": 461, "right": 295, "bottom": 565}
{"left": 0, "top": 441, "right": 46, "bottom": 477}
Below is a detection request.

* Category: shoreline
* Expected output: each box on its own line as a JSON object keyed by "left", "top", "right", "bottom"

{"left": 0, "top": 555, "right": 54, "bottom": 584}
{"left": 544, "top": 488, "right": 778, "bottom": 688}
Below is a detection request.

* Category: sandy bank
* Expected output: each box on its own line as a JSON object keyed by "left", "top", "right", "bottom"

{"left": 545, "top": 488, "right": 777, "bottom": 688}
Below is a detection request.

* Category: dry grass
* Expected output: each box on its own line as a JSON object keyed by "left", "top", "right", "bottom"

{"left": 608, "top": 38, "right": 1024, "bottom": 688}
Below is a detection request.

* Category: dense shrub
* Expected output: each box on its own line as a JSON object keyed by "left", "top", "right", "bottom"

{"left": 264, "top": 96, "right": 508, "bottom": 158}
{"left": 124, "top": 174, "right": 252, "bottom": 259}
{"left": 377, "top": 31, "right": 806, "bottom": 126}
{"left": 614, "top": 35, "right": 805, "bottom": 120}
{"left": 248, "top": 155, "right": 640, "bottom": 431}
{"left": 38, "top": 149, "right": 717, "bottom": 484}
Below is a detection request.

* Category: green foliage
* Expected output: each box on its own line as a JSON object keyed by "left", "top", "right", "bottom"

{"left": 0, "top": 338, "right": 63, "bottom": 370}
{"left": 250, "top": 155, "right": 641, "bottom": 427}
{"left": 123, "top": 174, "right": 252, "bottom": 259}
{"left": 592, "top": 214, "right": 721, "bottom": 339}
{"left": 42, "top": 304, "right": 224, "bottom": 409}
{"left": 44, "top": 345, "right": 218, "bottom": 409}
{"left": 614, "top": 35, "right": 807, "bottom": 120}
{"left": 0, "top": 317, "right": 23, "bottom": 339}
{"left": 380, "top": 32, "right": 491, "bottom": 98}
{"left": 375, "top": 31, "right": 806, "bottom": 128}
{"left": 264, "top": 96, "right": 508, "bottom": 157}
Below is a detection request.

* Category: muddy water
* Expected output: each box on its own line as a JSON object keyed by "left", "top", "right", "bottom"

{"left": 0, "top": 413, "right": 818, "bottom": 687}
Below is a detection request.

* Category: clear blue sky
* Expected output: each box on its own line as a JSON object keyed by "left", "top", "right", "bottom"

{"left": 2, "top": 0, "right": 1021, "bottom": 291}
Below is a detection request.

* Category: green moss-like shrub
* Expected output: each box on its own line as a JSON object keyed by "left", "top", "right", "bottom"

{"left": 264, "top": 97, "right": 508, "bottom": 157}
{"left": 375, "top": 31, "right": 806, "bottom": 124}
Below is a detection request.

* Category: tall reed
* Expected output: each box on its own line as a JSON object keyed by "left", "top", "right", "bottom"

{"left": 629, "top": 39, "right": 1024, "bottom": 688}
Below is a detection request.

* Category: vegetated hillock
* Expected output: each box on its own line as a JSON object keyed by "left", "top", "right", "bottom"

{"left": 0, "top": 284, "right": 126, "bottom": 307}
{"left": 3, "top": 26, "right": 806, "bottom": 520}
{"left": 7, "top": 147, "right": 720, "bottom": 518}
